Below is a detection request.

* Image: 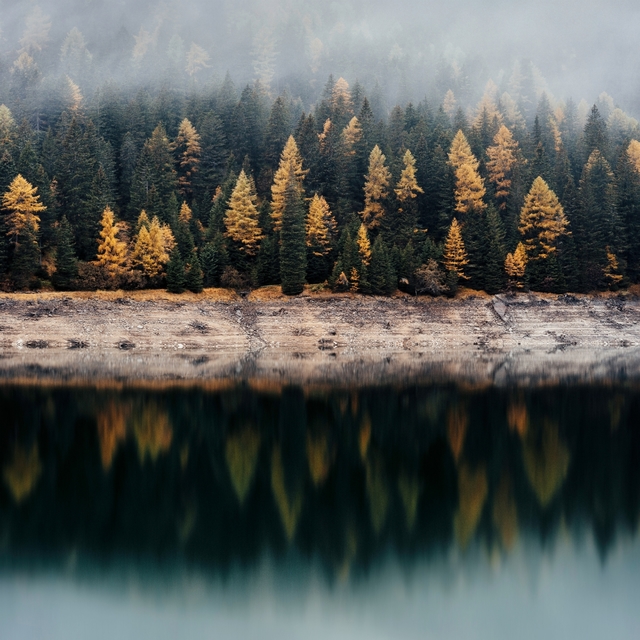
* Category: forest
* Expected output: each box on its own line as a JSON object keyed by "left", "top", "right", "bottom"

{"left": 1, "top": 19, "right": 640, "bottom": 296}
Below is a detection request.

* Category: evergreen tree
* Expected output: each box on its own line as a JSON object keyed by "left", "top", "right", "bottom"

{"left": 619, "top": 142, "right": 640, "bottom": 281}
{"left": 53, "top": 216, "right": 77, "bottom": 289}
{"left": 11, "top": 223, "right": 40, "bottom": 290}
{"left": 484, "top": 206, "right": 506, "bottom": 293}
{"left": 280, "top": 170, "right": 307, "bottom": 295}
{"left": 368, "top": 235, "right": 395, "bottom": 295}
{"left": 201, "top": 233, "right": 228, "bottom": 287}
{"left": 166, "top": 247, "right": 186, "bottom": 293}
{"left": 185, "top": 251, "right": 204, "bottom": 293}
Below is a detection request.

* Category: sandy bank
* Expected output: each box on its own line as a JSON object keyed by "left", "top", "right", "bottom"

{"left": 0, "top": 288, "right": 639, "bottom": 387}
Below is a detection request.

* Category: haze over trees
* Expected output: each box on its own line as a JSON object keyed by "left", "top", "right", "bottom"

{"left": 0, "top": 6, "right": 639, "bottom": 295}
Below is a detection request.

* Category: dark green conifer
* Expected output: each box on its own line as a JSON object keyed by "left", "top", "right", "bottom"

{"left": 185, "top": 252, "right": 204, "bottom": 293}
{"left": 280, "top": 171, "right": 307, "bottom": 295}
{"left": 368, "top": 236, "right": 395, "bottom": 295}
{"left": 166, "top": 248, "right": 186, "bottom": 293}
{"left": 53, "top": 216, "right": 78, "bottom": 289}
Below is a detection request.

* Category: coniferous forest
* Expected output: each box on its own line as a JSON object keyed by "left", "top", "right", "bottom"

{"left": 1, "top": 13, "right": 640, "bottom": 296}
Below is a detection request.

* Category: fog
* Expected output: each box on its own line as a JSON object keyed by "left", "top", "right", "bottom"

{"left": 0, "top": 0, "right": 639, "bottom": 113}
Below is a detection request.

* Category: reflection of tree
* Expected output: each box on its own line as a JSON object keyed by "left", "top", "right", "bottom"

{"left": 359, "top": 413, "right": 371, "bottom": 460}
{"left": 307, "top": 432, "right": 331, "bottom": 487}
{"left": 492, "top": 473, "right": 518, "bottom": 550}
{"left": 447, "top": 405, "right": 468, "bottom": 462}
{"left": 366, "top": 454, "right": 389, "bottom": 535}
{"left": 225, "top": 426, "right": 261, "bottom": 505}
{"left": 398, "top": 471, "right": 421, "bottom": 531}
{"left": 507, "top": 400, "right": 529, "bottom": 438}
{"left": 132, "top": 403, "right": 173, "bottom": 463}
{"left": 3, "top": 443, "right": 42, "bottom": 504}
{"left": 522, "top": 420, "right": 570, "bottom": 508}
{"left": 96, "top": 401, "right": 128, "bottom": 470}
{"left": 271, "top": 447, "right": 303, "bottom": 541}
{"left": 454, "top": 462, "right": 488, "bottom": 548}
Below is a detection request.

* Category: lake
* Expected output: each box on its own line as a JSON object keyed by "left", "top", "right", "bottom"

{"left": 1, "top": 382, "right": 639, "bottom": 639}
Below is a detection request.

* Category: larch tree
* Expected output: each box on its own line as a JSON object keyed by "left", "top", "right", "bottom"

{"left": 271, "top": 135, "right": 307, "bottom": 232}
{"left": 627, "top": 139, "right": 640, "bottom": 174}
{"left": 356, "top": 223, "right": 372, "bottom": 266}
{"left": 486, "top": 125, "right": 519, "bottom": 210}
{"left": 361, "top": 145, "right": 391, "bottom": 229}
{"left": 519, "top": 176, "right": 568, "bottom": 260}
{"left": 442, "top": 218, "right": 469, "bottom": 279}
{"left": 96, "top": 206, "right": 127, "bottom": 276}
{"left": 448, "top": 130, "right": 486, "bottom": 215}
{"left": 224, "top": 170, "right": 263, "bottom": 256}
{"left": 505, "top": 242, "right": 528, "bottom": 288}
{"left": 306, "top": 193, "right": 336, "bottom": 282}
{"left": 131, "top": 212, "right": 172, "bottom": 280}
{"left": 1, "top": 174, "right": 45, "bottom": 246}
{"left": 173, "top": 118, "right": 201, "bottom": 201}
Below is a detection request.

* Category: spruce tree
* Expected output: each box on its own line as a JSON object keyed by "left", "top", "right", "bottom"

{"left": 166, "top": 248, "right": 186, "bottom": 293}
{"left": 201, "top": 233, "right": 228, "bottom": 287}
{"left": 185, "top": 252, "right": 204, "bottom": 293}
{"left": 53, "top": 216, "right": 78, "bottom": 289}
{"left": 368, "top": 235, "right": 395, "bottom": 295}
{"left": 280, "top": 171, "right": 307, "bottom": 295}
{"left": 11, "top": 224, "right": 40, "bottom": 290}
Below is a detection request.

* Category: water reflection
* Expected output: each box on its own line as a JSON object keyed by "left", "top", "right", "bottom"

{"left": 0, "top": 382, "right": 639, "bottom": 580}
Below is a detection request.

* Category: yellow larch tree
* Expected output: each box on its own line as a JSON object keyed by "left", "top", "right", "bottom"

{"left": 395, "top": 149, "right": 424, "bottom": 203}
{"left": 448, "top": 130, "right": 486, "bottom": 215}
{"left": 486, "top": 125, "right": 520, "bottom": 209}
{"left": 604, "top": 246, "right": 623, "bottom": 285}
{"left": 2, "top": 174, "right": 46, "bottom": 245}
{"left": 626, "top": 139, "right": 640, "bottom": 174}
{"left": 96, "top": 205, "right": 127, "bottom": 276}
{"left": 225, "top": 170, "right": 263, "bottom": 255}
{"left": 361, "top": 145, "right": 391, "bottom": 229}
{"left": 356, "top": 223, "right": 372, "bottom": 266}
{"left": 504, "top": 241, "right": 528, "bottom": 287}
{"left": 174, "top": 118, "right": 201, "bottom": 199}
{"left": 306, "top": 193, "right": 336, "bottom": 255}
{"left": 341, "top": 116, "right": 362, "bottom": 149}
{"left": 271, "top": 135, "right": 307, "bottom": 232}
{"left": 518, "top": 177, "right": 568, "bottom": 259}
{"left": 442, "top": 218, "right": 469, "bottom": 278}
{"left": 443, "top": 89, "right": 456, "bottom": 118}
{"left": 131, "top": 213, "right": 172, "bottom": 278}
{"left": 185, "top": 43, "right": 210, "bottom": 76}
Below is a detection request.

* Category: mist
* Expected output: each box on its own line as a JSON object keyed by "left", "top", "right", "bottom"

{"left": 0, "top": 0, "right": 639, "bottom": 114}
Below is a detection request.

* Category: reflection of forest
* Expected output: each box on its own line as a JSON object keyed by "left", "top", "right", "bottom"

{"left": 0, "top": 383, "right": 639, "bottom": 579}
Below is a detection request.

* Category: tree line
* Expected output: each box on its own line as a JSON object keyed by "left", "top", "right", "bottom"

{"left": 1, "top": 75, "right": 639, "bottom": 295}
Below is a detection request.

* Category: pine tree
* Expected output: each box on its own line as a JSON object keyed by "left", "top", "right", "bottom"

{"left": 518, "top": 177, "right": 568, "bottom": 259}
{"left": 201, "top": 233, "right": 228, "bottom": 287}
{"left": 442, "top": 218, "right": 469, "bottom": 279}
{"left": 280, "top": 170, "right": 307, "bottom": 295}
{"left": 619, "top": 142, "right": 640, "bottom": 280}
{"left": 53, "top": 216, "right": 77, "bottom": 289}
{"left": 224, "top": 170, "right": 263, "bottom": 255}
{"left": 484, "top": 206, "right": 506, "bottom": 293}
{"left": 486, "top": 125, "right": 519, "bottom": 210}
{"left": 368, "top": 236, "right": 395, "bottom": 295}
{"left": 173, "top": 118, "right": 201, "bottom": 201}
{"left": 361, "top": 145, "right": 391, "bottom": 229}
{"left": 96, "top": 206, "right": 127, "bottom": 277}
{"left": 11, "top": 223, "right": 40, "bottom": 290}
{"left": 1, "top": 175, "right": 46, "bottom": 246}
{"left": 271, "top": 135, "right": 306, "bottom": 232}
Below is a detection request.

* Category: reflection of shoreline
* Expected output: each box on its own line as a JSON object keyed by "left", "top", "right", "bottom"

{"left": 0, "top": 292, "right": 639, "bottom": 387}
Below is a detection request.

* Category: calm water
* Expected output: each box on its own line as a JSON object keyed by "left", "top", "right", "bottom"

{"left": 1, "top": 382, "right": 639, "bottom": 639}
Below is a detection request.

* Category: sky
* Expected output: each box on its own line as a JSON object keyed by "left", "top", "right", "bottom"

{"left": 0, "top": 0, "right": 639, "bottom": 113}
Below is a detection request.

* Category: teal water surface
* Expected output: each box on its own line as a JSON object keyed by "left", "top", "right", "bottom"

{"left": 0, "top": 382, "right": 639, "bottom": 639}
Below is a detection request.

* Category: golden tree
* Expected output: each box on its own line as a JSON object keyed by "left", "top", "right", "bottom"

{"left": 627, "top": 139, "right": 640, "bottom": 174}
{"left": 486, "top": 125, "right": 519, "bottom": 209}
{"left": 225, "top": 170, "right": 263, "bottom": 255}
{"left": 2, "top": 174, "right": 46, "bottom": 245}
{"left": 518, "top": 177, "right": 568, "bottom": 259}
{"left": 271, "top": 135, "right": 307, "bottom": 232}
{"left": 395, "top": 149, "right": 424, "bottom": 202}
{"left": 448, "top": 130, "right": 486, "bottom": 215}
{"left": 504, "top": 241, "right": 528, "bottom": 287}
{"left": 306, "top": 194, "right": 335, "bottom": 255}
{"left": 174, "top": 118, "right": 201, "bottom": 198}
{"left": 361, "top": 145, "right": 391, "bottom": 228}
{"left": 131, "top": 213, "right": 171, "bottom": 279}
{"left": 341, "top": 116, "right": 362, "bottom": 149}
{"left": 96, "top": 206, "right": 127, "bottom": 275}
{"left": 442, "top": 218, "right": 469, "bottom": 278}
{"left": 604, "top": 246, "right": 623, "bottom": 285}
{"left": 356, "top": 223, "right": 372, "bottom": 266}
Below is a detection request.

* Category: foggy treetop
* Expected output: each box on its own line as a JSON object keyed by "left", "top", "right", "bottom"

{"left": 0, "top": 0, "right": 639, "bottom": 113}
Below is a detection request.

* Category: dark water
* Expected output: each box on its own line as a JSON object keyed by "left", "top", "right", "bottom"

{"left": 1, "top": 382, "right": 639, "bottom": 639}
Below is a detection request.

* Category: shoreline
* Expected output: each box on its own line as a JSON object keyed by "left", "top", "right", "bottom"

{"left": 0, "top": 288, "right": 639, "bottom": 387}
